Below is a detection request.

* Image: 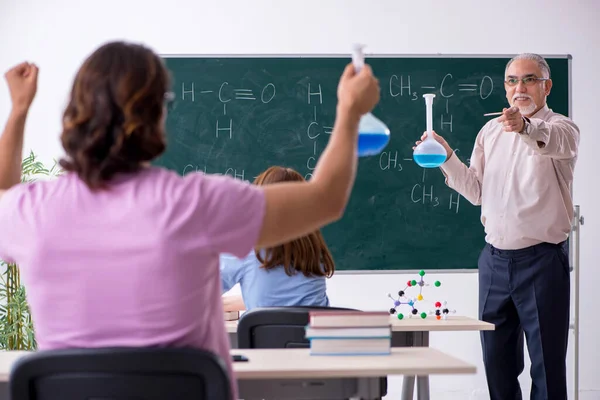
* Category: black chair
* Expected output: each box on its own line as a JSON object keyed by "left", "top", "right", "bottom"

{"left": 237, "top": 305, "right": 357, "bottom": 348}
{"left": 9, "top": 347, "right": 231, "bottom": 400}
{"left": 236, "top": 306, "right": 387, "bottom": 398}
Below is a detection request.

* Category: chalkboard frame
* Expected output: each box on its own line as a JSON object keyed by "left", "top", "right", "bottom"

{"left": 159, "top": 53, "right": 572, "bottom": 274}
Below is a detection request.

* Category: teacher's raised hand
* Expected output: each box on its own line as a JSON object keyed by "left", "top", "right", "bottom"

{"left": 497, "top": 106, "right": 525, "bottom": 133}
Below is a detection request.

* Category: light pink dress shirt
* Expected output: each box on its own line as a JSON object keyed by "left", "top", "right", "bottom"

{"left": 440, "top": 104, "right": 579, "bottom": 250}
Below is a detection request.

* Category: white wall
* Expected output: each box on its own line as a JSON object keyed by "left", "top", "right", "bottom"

{"left": 1, "top": 0, "right": 598, "bottom": 398}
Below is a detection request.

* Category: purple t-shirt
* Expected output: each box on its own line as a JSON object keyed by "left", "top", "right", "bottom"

{"left": 0, "top": 166, "right": 266, "bottom": 399}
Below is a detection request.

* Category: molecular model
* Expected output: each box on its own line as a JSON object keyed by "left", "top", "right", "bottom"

{"left": 387, "top": 270, "right": 441, "bottom": 320}
{"left": 429, "top": 301, "right": 456, "bottom": 320}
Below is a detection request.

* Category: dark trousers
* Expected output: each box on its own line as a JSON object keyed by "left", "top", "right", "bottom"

{"left": 478, "top": 241, "right": 570, "bottom": 400}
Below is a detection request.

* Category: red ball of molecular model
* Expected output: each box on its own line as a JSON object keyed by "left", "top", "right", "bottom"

{"left": 429, "top": 300, "right": 456, "bottom": 320}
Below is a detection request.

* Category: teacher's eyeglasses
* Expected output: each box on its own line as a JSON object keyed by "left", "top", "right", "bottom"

{"left": 504, "top": 76, "right": 549, "bottom": 87}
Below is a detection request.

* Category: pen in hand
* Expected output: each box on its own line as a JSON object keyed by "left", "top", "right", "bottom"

{"left": 483, "top": 112, "right": 504, "bottom": 117}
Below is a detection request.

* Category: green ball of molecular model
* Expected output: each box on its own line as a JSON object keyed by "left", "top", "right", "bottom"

{"left": 397, "top": 312, "right": 427, "bottom": 320}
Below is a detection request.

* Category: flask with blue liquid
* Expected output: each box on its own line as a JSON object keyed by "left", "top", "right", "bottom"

{"left": 413, "top": 93, "right": 447, "bottom": 168}
{"left": 351, "top": 44, "right": 390, "bottom": 157}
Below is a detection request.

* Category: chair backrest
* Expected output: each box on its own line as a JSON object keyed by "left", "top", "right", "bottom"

{"left": 237, "top": 305, "right": 357, "bottom": 349}
{"left": 9, "top": 347, "right": 231, "bottom": 400}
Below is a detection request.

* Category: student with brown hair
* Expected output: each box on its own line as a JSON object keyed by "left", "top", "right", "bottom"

{"left": 221, "top": 166, "right": 335, "bottom": 312}
{"left": 0, "top": 40, "right": 380, "bottom": 400}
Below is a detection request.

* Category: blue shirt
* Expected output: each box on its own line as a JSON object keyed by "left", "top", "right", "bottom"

{"left": 219, "top": 250, "right": 330, "bottom": 311}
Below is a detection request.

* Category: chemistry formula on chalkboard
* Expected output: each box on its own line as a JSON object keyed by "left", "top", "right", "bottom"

{"left": 174, "top": 71, "right": 495, "bottom": 217}
{"left": 157, "top": 56, "right": 571, "bottom": 271}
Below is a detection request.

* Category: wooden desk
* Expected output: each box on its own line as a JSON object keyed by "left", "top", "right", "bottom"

{"left": 226, "top": 315, "right": 493, "bottom": 334}
{"left": 0, "top": 348, "right": 476, "bottom": 400}
{"left": 233, "top": 347, "right": 475, "bottom": 378}
{"left": 227, "top": 314, "right": 493, "bottom": 400}
{"left": 226, "top": 315, "right": 493, "bottom": 348}
{"left": 389, "top": 315, "right": 494, "bottom": 332}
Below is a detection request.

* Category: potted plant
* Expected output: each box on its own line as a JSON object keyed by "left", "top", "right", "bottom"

{"left": 0, "top": 151, "right": 61, "bottom": 350}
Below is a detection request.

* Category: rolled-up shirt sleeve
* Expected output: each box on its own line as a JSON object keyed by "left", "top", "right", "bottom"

{"left": 519, "top": 115, "right": 579, "bottom": 160}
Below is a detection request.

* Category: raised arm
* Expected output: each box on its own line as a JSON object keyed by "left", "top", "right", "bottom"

{"left": 0, "top": 62, "right": 39, "bottom": 192}
{"left": 518, "top": 115, "right": 579, "bottom": 160}
{"left": 255, "top": 63, "right": 380, "bottom": 247}
{"left": 498, "top": 106, "right": 579, "bottom": 160}
{"left": 439, "top": 130, "right": 486, "bottom": 206}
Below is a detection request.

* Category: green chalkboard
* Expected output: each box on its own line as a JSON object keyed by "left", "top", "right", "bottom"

{"left": 155, "top": 54, "right": 571, "bottom": 272}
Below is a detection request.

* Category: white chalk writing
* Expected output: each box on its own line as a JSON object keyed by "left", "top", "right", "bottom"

{"left": 176, "top": 70, "right": 500, "bottom": 216}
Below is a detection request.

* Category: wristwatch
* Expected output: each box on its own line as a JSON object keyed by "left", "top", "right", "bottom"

{"left": 519, "top": 117, "right": 531, "bottom": 135}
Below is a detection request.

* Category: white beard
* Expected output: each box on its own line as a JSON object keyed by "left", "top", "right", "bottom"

{"left": 517, "top": 102, "right": 537, "bottom": 115}
{"left": 512, "top": 95, "right": 537, "bottom": 116}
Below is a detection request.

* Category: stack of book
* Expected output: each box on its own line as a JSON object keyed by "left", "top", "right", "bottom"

{"left": 305, "top": 310, "right": 391, "bottom": 355}
{"left": 224, "top": 310, "right": 239, "bottom": 321}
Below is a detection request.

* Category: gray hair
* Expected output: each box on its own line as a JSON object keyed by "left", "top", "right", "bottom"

{"left": 505, "top": 53, "right": 551, "bottom": 79}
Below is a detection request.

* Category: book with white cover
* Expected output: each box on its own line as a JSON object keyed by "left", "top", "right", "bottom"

{"left": 309, "top": 337, "right": 391, "bottom": 356}
{"left": 305, "top": 326, "right": 391, "bottom": 339}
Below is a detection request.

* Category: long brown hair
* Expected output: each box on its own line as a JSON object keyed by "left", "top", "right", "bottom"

{"left": 59, "top": 41, "right": 170, "bottom": 189}
{"left": 253, "top": 166, "right": 335, "bottom": 278}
